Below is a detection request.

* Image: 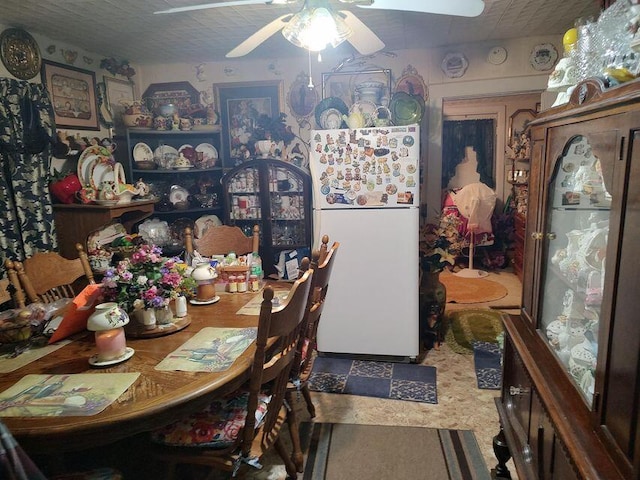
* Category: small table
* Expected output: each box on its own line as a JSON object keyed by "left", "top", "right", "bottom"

{"left": 52, "top": 200, "right": 156, "bottom": 259}
{"left": 0, "top": 289, "right": 272, "bottom": 453}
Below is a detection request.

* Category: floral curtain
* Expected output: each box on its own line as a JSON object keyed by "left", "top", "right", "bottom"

{"left": 442, "top": 119, "right": 495, "bottom": 189}
{"left": 0, "top": 78, "right": 57, "bottom": 266}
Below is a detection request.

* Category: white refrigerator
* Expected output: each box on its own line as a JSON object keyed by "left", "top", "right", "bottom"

{"left": 310, "top": 125, "right": 420, "bottom": 361}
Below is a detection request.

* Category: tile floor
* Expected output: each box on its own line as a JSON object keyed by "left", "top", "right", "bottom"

{"left": 244, "top": 269, "right": 523, "bottom": 479}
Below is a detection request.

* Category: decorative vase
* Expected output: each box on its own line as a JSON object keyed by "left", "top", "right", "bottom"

{"left": 155, "top": 305, "right": 174, "bottom": 325}
{"left": 419, "top": 268, "right": 447, "bottom": 350}
{"left": 49, "top": 173, "right": 82, "bottom": 204}
{"left": 136, "top": 308, "right": 157, "bottom": 330}
{"left": 255, "top": 139, "right": 273, "bottom": 158}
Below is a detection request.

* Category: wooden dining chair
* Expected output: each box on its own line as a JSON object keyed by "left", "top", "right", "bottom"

{"left": 149, "top": 260, "right": 313, "bottom": 479}
{"left": 286, "top": 235, "right": 339, "bottom": 470}
{"left": 4, "top": 244, "right": 95, "bottom": 306}
{"left": 184, "top": 224, "right": 259, "bottom": 257}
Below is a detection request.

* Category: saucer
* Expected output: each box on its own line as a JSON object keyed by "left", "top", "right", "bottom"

{"left": 190, "top": 296, "right": 221, "bottom": 306}
{"left": 89, "top": 347, "right": 135, "bottom": 367}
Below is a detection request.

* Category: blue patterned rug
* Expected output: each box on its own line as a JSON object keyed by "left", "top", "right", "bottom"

{"left": 473, "top": 341, "right": 502, "bottom": 390}
{"left": 308, "top": 356, "right": 437, "bottom": 404}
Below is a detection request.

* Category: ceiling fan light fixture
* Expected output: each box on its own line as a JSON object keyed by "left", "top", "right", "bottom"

{"left": 282, "top": 4, "right": 352, "bottom": 51}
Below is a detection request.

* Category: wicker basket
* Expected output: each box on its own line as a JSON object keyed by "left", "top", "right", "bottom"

{"left": 0, "top": 311, "right": 32, "bottom": 344}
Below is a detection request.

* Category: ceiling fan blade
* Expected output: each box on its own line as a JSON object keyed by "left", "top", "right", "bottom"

{"left": 353, "top": 0, "right": 485, "bottom": 17}
{"left": 226, "top": 14, "right": 292, "bottom": 57}
{"left": 339, "top": 10, "right": 385, "bottom": 55}
{"left": 154, "top": 0, "right": 295, "bottom": 15}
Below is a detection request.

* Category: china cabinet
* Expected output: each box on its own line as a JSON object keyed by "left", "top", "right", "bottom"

{"left": 494, "top": 78, "right": 640, "bottom": 479}
{"left": 121, "top": 128, "right": 225, "bottom": 224}
{"left": 221, "top": 158, "right": 312, "bottom": 276}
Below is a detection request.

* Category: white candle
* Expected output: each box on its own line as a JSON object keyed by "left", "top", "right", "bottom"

{"left": 95, "top": 327, "right": 126, "bottom": 362}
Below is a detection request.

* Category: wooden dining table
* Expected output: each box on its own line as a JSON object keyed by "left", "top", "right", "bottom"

{"left": 0, "top": 287, "right": 282, "bottom": 454}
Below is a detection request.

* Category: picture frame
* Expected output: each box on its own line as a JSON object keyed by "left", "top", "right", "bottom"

{"left": 394, "top": 65, "right": 428, "bottom": 101}
{"left": 215, "top": 80, "right": 284, "bottom": 163}
{"left": 142, "top": 81, "right": 200, "bottom": 116}
{"left": 508, "top": 109, "right": 537, "bottom": 141}
{"left": 104, "top": 76, "right": 135, "bottom": 129}
{"left": 321, "top": 69, "right": 391, "bottom": 108}
{"left": 41, "top": 59, "right": 99, "bottom": 130}
{"left": 287, "top": 72, "right": 319, "bottom": 119}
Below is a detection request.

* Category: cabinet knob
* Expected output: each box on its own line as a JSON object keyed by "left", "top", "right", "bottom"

{"left": 531, "top": 232, "right": 543, "bottom": 240}
{"left": 546, "top": 232, "right": 557, "bottom": 240}
{"left": 509, "top": 385, "right": 530, "bottom": 396}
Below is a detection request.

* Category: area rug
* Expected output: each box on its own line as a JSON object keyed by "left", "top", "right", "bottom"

{"left": 308, "top": 357, "right": 437, "bottom": 404}
{"left": 473, "top": 341, "right": 502, "bottom": 390}
{"left": 440, "top": 272, "right": 508, "bottom": 304}
{"left": 445, "top": 309, "right": 506, "bottom": 354}
{"left": 301, "top": 422, "right": 491, "bottom": 480}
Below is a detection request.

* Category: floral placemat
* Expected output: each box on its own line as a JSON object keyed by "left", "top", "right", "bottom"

{"left": 0, "top": 373, "right": 140, "bottom": 417}
{"left": 155, "top": 327, "right": 257, "bottom": 372}
{"left": 235, "top": 290, "right": 290, "bottom": 316}
{"left": 0, "top": 341, "right": 71, "bottom": 374}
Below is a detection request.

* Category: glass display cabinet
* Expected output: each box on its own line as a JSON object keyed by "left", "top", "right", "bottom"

{"left": 494, "top": 78, "right": 640, "bottom": 480}
{"left": 221, "top": 158, "right": 312, "bottom": 276}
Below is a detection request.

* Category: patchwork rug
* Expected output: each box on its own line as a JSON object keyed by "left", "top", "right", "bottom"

{"left": 473, "top": 341, "right": 502, "bottom": 390}
{"left": 308, "top": 356, "right": 437, "bottom": 404}
{"left": 301, "top": 423, "right": 491, "bottom": 480}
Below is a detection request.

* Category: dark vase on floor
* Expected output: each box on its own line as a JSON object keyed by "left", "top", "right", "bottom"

{"left": 419, "top": 264, "right": 447, "bottom": 350}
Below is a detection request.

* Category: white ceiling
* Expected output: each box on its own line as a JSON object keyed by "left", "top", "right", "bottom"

{"left": 1, "top": 0, "right": 601, "bottom": 64}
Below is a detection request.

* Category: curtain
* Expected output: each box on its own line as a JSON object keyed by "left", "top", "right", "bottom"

{"left": 442, "top": 119, "right": 495, "bottom": 189}
{"left": 0, "top": 78, "right": 57, "bottom": 265}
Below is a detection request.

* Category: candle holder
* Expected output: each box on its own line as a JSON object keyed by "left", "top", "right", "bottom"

{"left": 87, "top": 302, "right": 134, "bottom": 367}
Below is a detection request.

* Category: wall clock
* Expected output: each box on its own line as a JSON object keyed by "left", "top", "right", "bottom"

{"left": 0, "top": 28, "right": 42, "bottom": 80}
{"left": 487, "top": 46, "right": 507, "bottom": 65}
{"left": 529, "top": 43, "right": 558, "bottom": 71}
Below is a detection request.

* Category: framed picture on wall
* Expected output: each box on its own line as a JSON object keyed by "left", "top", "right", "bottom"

{"left": 41, "top": 60, "right": 99, "bottom": 130}
{"left": 104, "top": 76, "right": 135, "bottom": 129}
{"left": 215, "top": 80, "right": 284, "bottom": 163}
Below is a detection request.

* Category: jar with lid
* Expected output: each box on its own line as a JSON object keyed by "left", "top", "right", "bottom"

{"left": 237, "top": 274, "right": 247, "bottom": 293}
{"left": 249, "top": 274, "right": 260, "bottom": 292}
{"left": 228, "top": 275, "right": 238, "bottom": 293}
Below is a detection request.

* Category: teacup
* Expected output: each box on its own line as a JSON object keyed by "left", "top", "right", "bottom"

{"left": 179, "top": 118, "right": 192, "bottom": 131}
{"left": 76, "top": 187, "right": 97, "bottom": 204}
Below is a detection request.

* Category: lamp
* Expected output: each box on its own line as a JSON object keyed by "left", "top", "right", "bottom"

{"left": 282, "top": 0, "right": 352, "bottom": 52}
{"left": 87, "top": 302, "right": 132, "bottom": 365}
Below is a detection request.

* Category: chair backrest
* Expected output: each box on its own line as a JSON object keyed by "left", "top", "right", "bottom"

{"left": 240, "top": 260, "right": 313, "bottom": 459}
{"left": 5, "top": 244, "right": 95, "bottom": 305}
{"left": 290, "top": 235, "right": 340, "bottom": 382}
{"left": 0, "top": 278, "right": 12, "bottom": 308}
{"left": 184, "top": 225, "right": 259, "bottom": 257}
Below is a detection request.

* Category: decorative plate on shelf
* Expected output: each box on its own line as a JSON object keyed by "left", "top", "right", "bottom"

{"left": 529, "top": 43, "right": 558, "bottom": 71}
{"left": 153, "top": 145, "right": 179, "bottom": 168}
{"left": 132, "top": 142, "right": 153, "bottom": 162}
{"left": 169, "top": 185, "right": 189, "bottom": 205}
{"left": 314, "top": 97, "right": 348, "bottom": 130}
{"left": 389, "top": 92, "right": 424, "bottom": 126}
{"left": 319, "top": 108, "right": 343, "bottom": 130}
{"left": 77, "top": 145, "right": 114, "bottom": 186}
{"left": 195, "top": 143, "right": 218, "bottom": 167}
{"left": 0, "top": 28, "right": 41, "bottom": 80}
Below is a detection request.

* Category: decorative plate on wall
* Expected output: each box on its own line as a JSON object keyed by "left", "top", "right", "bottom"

{"left": 0, "top": 28, "right": 41, "bottom": 80}
{"left": 441, "top": 52, "right": 469, "bottom": 78}
{"left": 529, "top": 43, "right": 558, "bottom": 71}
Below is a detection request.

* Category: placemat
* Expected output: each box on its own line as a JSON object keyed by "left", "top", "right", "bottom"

{"left": 155, "top": 327, "right": 257, "bottom": 372}
{"left": 0, "top": 341, "right": 71, "bottom": 374}
{"left": 235, "top": 289, "right": 290, "bottom": 315}
{"left": 0, "top": 373, "right": 139, "bottom": 417}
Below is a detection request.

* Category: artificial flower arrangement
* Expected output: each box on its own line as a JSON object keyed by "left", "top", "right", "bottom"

{"left": 419, "top": 211, "right": 464, "bottom": 273}
{"left": 100, "top": 244, "right": 196, "bottom": 313}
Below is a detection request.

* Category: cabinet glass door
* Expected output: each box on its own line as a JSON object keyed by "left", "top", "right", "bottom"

{"left": 267, "top": 164, "right": 307, "bottom": 248}
{"left": 539, "top": 134, "right": 611, "bottom": 407}
{"left": 225, "top": 164, "right": 262, "bottom": 237}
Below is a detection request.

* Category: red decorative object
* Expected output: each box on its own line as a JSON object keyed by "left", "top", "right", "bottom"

{"left": 49, "top": 173, "right": 82, "bottom": 204}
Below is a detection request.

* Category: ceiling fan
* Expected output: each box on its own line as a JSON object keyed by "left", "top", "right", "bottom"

{"left": 155, "top": 0, "right": 485, "bottom": 58}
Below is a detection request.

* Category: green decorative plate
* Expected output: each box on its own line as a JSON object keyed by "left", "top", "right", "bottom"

{"left": 389, "top": 92, "right": 424, "bottom": 126}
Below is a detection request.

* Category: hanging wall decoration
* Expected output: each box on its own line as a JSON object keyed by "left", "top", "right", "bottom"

{"left": 394, "top": 64, "right": 428, "bottom": 101}
{"left": 0, "top": 28, "right": 42, "bottom": 80}
{"left": 41, "top": 60, "right": 100, "bottom": 130}
{"left": 441, "top": 52, "right": 469, "bottom": 78}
